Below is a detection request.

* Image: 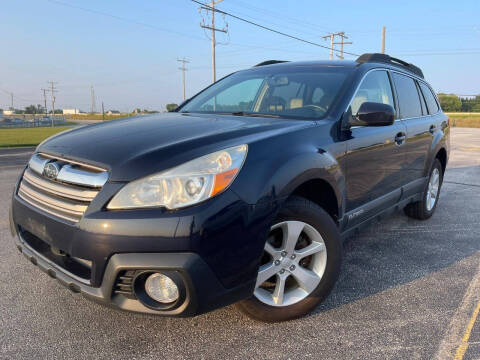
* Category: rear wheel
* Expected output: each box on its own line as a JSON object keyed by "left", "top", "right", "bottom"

{"left": 237, "top": 197, "right": 341, "bottom": 322}
{"left": 404, "top": 158, "right": 443, "bottom": 220}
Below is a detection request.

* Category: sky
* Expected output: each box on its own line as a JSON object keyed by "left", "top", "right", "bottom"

{"left": 2, "top": 0, "right": 480, "bottom": 112}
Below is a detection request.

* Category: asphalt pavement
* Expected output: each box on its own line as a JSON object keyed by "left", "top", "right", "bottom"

{"left": 0, "top": 128, "right": 479, "bottom": 360}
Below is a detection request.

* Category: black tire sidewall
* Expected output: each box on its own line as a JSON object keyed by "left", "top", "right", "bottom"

{"left": 237, "top": 197, "right": 342, "bottom": 322}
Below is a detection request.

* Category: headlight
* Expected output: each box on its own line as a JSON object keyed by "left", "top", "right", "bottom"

{"left": 107, "top": 144, "right": 247, "bottom": 210}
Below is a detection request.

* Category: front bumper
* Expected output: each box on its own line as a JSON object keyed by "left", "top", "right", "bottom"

{"left": 10, "top": 180, "right": 275, "bottom": 315}
{"left": 12, "top": 228, "right": 252, "bottom": 316}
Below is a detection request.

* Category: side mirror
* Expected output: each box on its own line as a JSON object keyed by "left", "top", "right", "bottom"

{"left": 354, "top": 102, "right": 394, "bottom": 127}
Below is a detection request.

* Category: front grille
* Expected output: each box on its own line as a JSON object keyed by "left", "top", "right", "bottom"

{"left": 18, "top": 153, "right": 108, "bottom": 223}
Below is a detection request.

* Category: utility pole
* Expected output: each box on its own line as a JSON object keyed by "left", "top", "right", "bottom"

{"left": 90, "top": 85, "right": 96, "bottom": 114}
{"left": 322, "top": 33, "right": 337, "bottom": 60}
{"left": 323, "top": 32, "right": 352, "bottom": 60}
{"left": 102, "top": 101, "right": 105, "bottom": 121}
{"left": 41, "top": 88, "right": 48, "bottom": 127}
{"left": 200, "top": 0, "right": 228, "bottom": 83}
{"left": 333, "top": 32, "right": 352, "bottom": 60}
{"left": 177, "top": 58, "right": 189, "bottom": 100}
{"left": 47, "top": 81, "right": 58, "bottom": 127}
{"left": 381, "top": 26, "right": 386, "bottom": 54}
{"left": 41, "top": 89, "right": 48, "bottom": 116}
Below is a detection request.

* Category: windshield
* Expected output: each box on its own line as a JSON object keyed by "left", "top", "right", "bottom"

{"left": 180, "top": 65, "right": 353, "bottom": 119}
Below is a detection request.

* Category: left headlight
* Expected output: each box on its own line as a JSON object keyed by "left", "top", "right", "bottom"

{"left": 107, "top": 144, "right": 248, "bottom": 210}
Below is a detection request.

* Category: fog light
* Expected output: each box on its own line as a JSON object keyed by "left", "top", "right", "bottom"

{"left": 145, "top": 273, "right": 179, "bottom": 303}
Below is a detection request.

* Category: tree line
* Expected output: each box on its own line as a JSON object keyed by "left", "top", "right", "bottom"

{"left": 438, "top": 94, "right": 480, "bottom": 112}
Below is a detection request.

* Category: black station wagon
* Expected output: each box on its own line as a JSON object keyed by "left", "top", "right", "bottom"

{"left": 10, "top": 53, "right": 449, "bottom": 321}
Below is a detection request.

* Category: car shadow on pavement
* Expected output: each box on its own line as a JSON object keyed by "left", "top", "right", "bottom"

{"left": 313, "top": 167, "right": 480, "bottom": 315}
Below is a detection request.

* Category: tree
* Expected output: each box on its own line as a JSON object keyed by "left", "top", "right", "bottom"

{"left": 24, "top": 104, "right": 44, "bottom": 114}
{"left": 166, "top": 103, "right": 178, "bottom": 112}
{"left": 437, "top": 94, "right": 462, "bottom": 112}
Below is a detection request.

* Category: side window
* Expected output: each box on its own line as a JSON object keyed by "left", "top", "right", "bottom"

{"left": 392, "top": 73, "right": 423, "bottom": 119}
{"left": 350, "top": 70, "right": 394, "bottom": 115}
{"left": 419, "top": 82, "right": 439, "bottom": 114}
{"left": 416, "top": 82, "right": 427, "bottom": 115}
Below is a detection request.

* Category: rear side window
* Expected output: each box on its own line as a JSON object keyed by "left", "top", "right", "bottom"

{"left": 350, "top": 70, "right": 394, "bottom": 114}
{"left": 419, "top": 82, "right": 439, "bottom": 114}
{"left": 392, "top": 73, "right": 422, "bottom": 119}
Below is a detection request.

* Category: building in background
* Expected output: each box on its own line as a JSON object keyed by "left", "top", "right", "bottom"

{"left": 62, "top": 108, "right": 81, "bottom": 115}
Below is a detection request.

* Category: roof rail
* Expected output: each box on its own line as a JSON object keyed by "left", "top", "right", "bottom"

{"left": 356, "top": 53, "right": 424, "bottom": 78}
{"left": 254, "top": 60, "right": 289, "bottom": 67}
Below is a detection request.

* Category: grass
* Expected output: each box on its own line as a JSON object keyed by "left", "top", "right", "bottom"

{"left": 446, "top": 112, "right": 480, "bottom": 128}
{"left": 0, "top": 126, "right": 74, "bottom": 147}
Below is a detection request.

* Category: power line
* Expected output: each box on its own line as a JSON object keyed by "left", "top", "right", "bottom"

{"left": 46, "top": 0, "right": 207, "bottom": 42}
{"left": 190, "top": 0, "right": 360, "bottom": 57}
{"left": 225, "top": 0, "right": 334, "bottom": 34}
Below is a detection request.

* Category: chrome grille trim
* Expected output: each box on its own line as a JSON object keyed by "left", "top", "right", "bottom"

{"left": 40, "top": 152, "right": 106, "bottom": 172}
{"left": 29, "top": 153, "right": 108, "bottom": 188}
{"left": 18, "top": 182, "right": 87, "bottom": 222}
{"left": 28, "top": 153, "right": 50, "bottom": 175}
{"left": 19, "top": 153, "right": 109, "bottom": 223}
{"left": 18, "top": 187, "right": 83, "bottom": 223}
{"left": 22, "top": 169, "right": 98, "bottom": 201}
{"left": 57, "top": 164, "right": 108, "bottom": 188}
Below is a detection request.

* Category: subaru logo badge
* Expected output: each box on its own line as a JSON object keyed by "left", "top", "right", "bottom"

{"left": 43, "top": 162, "right": 60, "bottom": 180}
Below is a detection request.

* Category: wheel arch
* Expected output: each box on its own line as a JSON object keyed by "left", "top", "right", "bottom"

{"left": 270, "top": 152, "right": 344, "bottom": 225}
{"left": 436, "top": 147, "right": 447, "bottom": 176}
{"left": 288, "top": 178, "right": 340, "bottom": 224}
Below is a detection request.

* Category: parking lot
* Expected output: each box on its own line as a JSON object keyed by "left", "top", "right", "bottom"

{"left": 1, "top": 127, "right": 479, "bottom": 360}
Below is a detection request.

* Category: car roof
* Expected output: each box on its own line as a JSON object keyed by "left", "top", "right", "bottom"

{"left": 254, "top": 54, "right": 424, "bottom": 79}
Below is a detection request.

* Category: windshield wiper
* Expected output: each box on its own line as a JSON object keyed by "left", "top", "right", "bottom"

{"left": 230, "top": 111, "right": 281, "bottom": 118}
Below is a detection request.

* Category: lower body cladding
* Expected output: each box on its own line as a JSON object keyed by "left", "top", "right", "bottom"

{"left": 10, "top": 189, "right": 277, "bottom": 316}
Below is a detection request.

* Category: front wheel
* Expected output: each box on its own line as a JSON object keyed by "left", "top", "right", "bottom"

{"left": 236, "top": 197, "right": 342, "bottom": 322}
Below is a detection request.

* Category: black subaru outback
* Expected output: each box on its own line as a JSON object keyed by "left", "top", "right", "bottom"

{"left": 10, "top": 53, "right": 449, "bottom": 321}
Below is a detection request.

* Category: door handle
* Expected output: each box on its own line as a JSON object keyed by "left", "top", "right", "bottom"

{"left": 429, "top": 124, "right": 436, "bottom": 134}
{"left": 395, "top": 132, "right": 406, "bottom": 146}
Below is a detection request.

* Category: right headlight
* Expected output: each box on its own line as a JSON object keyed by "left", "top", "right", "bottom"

{"left": 107, "top": 144, "right": 248, "bottom": 210}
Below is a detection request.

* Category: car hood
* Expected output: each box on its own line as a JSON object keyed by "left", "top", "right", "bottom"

{"left": 38, "top": 112, "right": 313, "bottom": 181}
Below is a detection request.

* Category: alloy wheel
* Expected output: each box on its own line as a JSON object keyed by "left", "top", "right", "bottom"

{"left": 426, "top": 168, "right": 440, "bottom": 211}
{"left": 254, "top": 221, "right": 327, "bottom": 307}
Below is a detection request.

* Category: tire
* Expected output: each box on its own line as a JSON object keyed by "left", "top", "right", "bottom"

{"left": 236, "top": 196, "right": 342, "bottom": 322}
{"left": 404, "top": 158, "right": 443, "bottom": 220}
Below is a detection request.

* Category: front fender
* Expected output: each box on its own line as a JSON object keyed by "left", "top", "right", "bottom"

{"left": 231, "top": 146, "right": 344, "bottom": 214}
